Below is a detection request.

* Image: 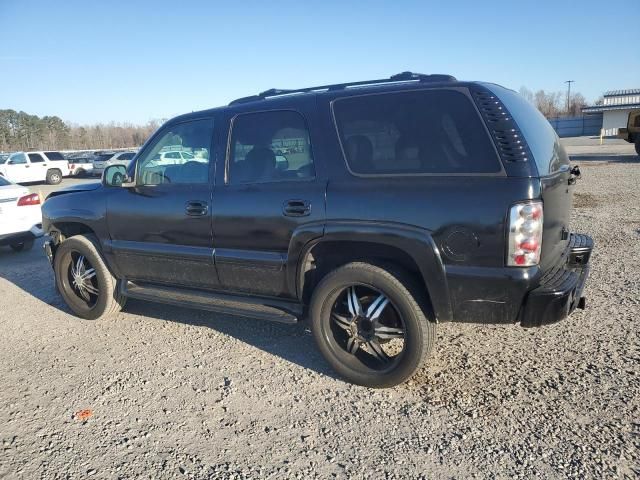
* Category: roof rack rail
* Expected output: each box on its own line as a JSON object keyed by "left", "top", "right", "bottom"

{"left": 229, "top": 71, "right": 457, "bottom": 105}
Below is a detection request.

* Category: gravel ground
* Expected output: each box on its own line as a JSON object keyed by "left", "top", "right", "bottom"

{"left": 1, "top": 157, "right": 639, "bottom": 479}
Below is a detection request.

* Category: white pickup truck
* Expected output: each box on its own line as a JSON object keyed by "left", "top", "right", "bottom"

{"left": 0, "top": 151, "right": 70, "bottom": 184}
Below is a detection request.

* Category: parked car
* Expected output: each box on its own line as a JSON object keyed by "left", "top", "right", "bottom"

{"left": 0, "top": 175, "right": 42, "bottom": 251}
{"left": 0, "top": 151, "right": 70, "bottom": 184}
{"left": 67, "top": 157, "right": 94, "bottom": 177}
{"left": 617, "top": 110, "right": 640, "bottom": 155}
{"left": 148, "top": 150, "right": 197, "bottom": 166}
{"left": 92, "top": 151, "right": 136, "bottom": 177}
{"left": 41, "top": 72, "right": 593, "bottom": 387}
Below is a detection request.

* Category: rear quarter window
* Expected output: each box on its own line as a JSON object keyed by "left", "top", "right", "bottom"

{"left": 44, "top": 151, "right": 65, "bottom": 161}
{"left": 485, "top": 84, "right": 569, "bottom": 175}
{"left": 332, "top": 89, "right": 501, "bottom": 175}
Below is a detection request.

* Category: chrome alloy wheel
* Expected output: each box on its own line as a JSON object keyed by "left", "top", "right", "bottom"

{"left": 68, "top": 252, "right": 98, "bottom": 306}
{"left": 330, "top": 285, "right": 406, "bottom": 369}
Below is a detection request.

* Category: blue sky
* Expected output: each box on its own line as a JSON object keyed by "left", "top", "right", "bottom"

{"left": 1, "top": 0, "right": 638, "bottom": 125}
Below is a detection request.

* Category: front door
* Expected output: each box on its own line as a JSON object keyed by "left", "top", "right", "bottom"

{"left": 106, "top": 117, "right": 220, "bottom": 290}
{"left": 212, "top": 106, "right": 326, "bottom": 298}
{"left": 5, "top": 153, "right": 30, "bottom": 183}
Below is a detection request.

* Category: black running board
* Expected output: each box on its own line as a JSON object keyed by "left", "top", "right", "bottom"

{"left": 121, "top": 280, "right": 300, "bottom": 324}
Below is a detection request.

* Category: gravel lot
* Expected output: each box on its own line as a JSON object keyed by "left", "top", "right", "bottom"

{"left": 1, "top": 150, "right": 639, "bottom": 479}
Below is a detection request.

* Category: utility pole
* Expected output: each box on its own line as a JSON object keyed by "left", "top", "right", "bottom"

{"left": 565, "top": 80, "right": 575, "bottom": 115}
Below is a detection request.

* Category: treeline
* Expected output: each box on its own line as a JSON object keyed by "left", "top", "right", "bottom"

{"left": 518, "top": 87, "right": 591, "bottom": 118}
{"left": 0, "top": 109, "right": 163, "bottom": 152}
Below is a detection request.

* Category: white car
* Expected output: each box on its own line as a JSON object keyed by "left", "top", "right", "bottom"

{"left": 148, "top": 150, "right": 199, "bottom": 166}
{"left": 92, "top": 151, "right": 136, "bottom": 176}
{"left": 68, "top": 158, "right": 94, "bottom": 177}
{"left": 0, "top": 176, "right": 43, "bottom": 251}
{"left": 0, "top": 151, "right": 70, "bottom": 185}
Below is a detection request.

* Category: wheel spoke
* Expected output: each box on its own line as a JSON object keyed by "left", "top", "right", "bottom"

{"left": 80, "top": 268, "right": 96, "bottom": 280}
{"left": 346, "top": 337, "right": 360, "bottom": 355}
{"left": 346, "top": 286, "right": 363, "bottom": 317}
{"left": 77, "top": 285, "right": 91, "bottom": 301}
{"left": 367, "top": 340, "right": 390, "bottom": 363}
{"left": 74, "top": 255, "right": 85, "bottom": 277}
{"left": 374, "top": 325, "right": 404, "bottom": 340}
{"left": 332, "top": 313, "right": 352, "bottom": 331}
{"left": 83, "top": 282, "right": 99, "bottom": 295}
{"left": 366, "top": 294, "right": 389, "bottom": 320}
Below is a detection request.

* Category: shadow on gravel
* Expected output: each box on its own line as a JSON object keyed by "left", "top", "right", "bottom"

{"left": 0, "top": 238, "right": 68, "bottom": 310}
{"left": 570, "top": 154, "right": 639, "bottom": 163}
{"left": 0, "top": 239, "right": 338, "bottom": 379}
{"left": 123, "top": 299, "right": 339, "bottom": 379}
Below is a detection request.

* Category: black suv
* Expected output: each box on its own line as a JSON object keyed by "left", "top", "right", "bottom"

{"left": 42, "top": 72, "right": 593, "bottom": 387}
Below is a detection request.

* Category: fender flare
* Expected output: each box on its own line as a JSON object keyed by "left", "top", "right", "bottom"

{"left": 291, "top": 221, "right": 453, "bottom": 322}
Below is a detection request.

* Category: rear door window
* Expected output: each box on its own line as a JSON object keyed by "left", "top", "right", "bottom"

{"left": 333, "top": 89, "right": 501, "bottom": 175}
{"left": 28, "top": 153, "right": 46, "bottom": 163}
{"left": 228, "top": 110, "right": 315, "bottom": 184}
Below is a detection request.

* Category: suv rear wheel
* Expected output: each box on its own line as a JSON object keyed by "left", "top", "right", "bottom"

{"left": 310, "top": 262, "right": 435, "bottom": 387}
{"left": 46, "top": 169, "right": 62, "bottom": 185}
{"left": 54, "top": 235, "right": 126, "bottom": 320}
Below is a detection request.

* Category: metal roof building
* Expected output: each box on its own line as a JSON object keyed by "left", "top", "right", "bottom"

{"left": 582, "top": 88, "right": 640, "bottom": 136}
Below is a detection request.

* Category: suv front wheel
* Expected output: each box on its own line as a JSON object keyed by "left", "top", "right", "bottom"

{"left": 310, "top": 262, "right": 435, "bottom": 388}
{"left": 54, "top": 234, "right": 126, "bottom": 320}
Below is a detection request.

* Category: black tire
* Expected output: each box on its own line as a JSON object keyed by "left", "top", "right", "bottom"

{"left": 54, "top": 234, "right": 126, "bottom": 320}
{"left": 635, "top": 139, "right": 640, "bottom": 156}
{"left": 309, "top": 262, "right": 436, "bottom": 388}
{"left": 46, "top": 169, "right": 62, "bottom": 185}
{"left": 10, "top": 239, "right": 34, "bottom": 252}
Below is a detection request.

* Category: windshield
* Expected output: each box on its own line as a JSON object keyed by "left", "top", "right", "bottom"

{"left": 0, "top": 175, "right": 10, "bottom": 186}
{"left": 0, "top": 157, "right": 7, "bottom": 165}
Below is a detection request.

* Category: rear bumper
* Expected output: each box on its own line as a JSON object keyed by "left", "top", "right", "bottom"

{"left": 0, "top": 224, "right": 43, "bottom": 246}
{"left": 519, "top": 233, "right": 593, "bottom": 328}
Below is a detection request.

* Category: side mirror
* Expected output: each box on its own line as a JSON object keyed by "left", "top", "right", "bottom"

{"left": 103, "top": 164, "right": 130, "bottom": 187}
{"left": 275, "top": 155, "right": 289, "bottom": 171}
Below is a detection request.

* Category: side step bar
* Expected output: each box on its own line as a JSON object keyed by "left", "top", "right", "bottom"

{"left": 121, "top": 281, "right": 301, "bottom": 324}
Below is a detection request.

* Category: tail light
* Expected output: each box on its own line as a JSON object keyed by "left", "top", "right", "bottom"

{"left": 507, "top": 201, "right": 543, "bottom": 266}
{"left": 17, "top": 193, "right": 41, "bottom": 207}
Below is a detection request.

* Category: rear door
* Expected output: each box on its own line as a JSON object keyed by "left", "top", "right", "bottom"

{"left": 212, "top": 101, "right": 326, "bottom": 298}
{"left": 27, "top": 153, "right": 48, "bottom": 182}
{"left": 106, "top": 117, "right": 220, "bottom": 289}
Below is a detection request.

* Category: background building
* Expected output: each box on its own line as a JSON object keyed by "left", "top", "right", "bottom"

{"left": 583, "top": 89, "right": 640, "bottom": 136}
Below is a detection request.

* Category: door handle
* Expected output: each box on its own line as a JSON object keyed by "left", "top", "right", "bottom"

{"left": 283, "top": 199, "right": 311, "bottom": 217}
{"left": 185, "top": 200, "right": 208, "bottom": 216}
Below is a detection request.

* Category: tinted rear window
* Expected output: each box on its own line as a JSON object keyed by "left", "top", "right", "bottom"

{"left": 333, "top": 89, "right": 501, "bottom": 175}
{"left": 0, "top": 176, "right": 10, "bottom": 186}
{"left": 486, "top": 84, "right": 568, "bottom": 175}
{"left": 28, "top": 153, "right": 46, "bottom": 163}
{"left": 44, "top": 151, "right": 65, "bottom": 161}
{"left": 118, "top": 152, "right": 135, "bottom": 160}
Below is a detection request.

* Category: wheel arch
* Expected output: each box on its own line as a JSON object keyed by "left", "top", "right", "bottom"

{"left": 294, "top": 222, "right": 453, "bottom": 322}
